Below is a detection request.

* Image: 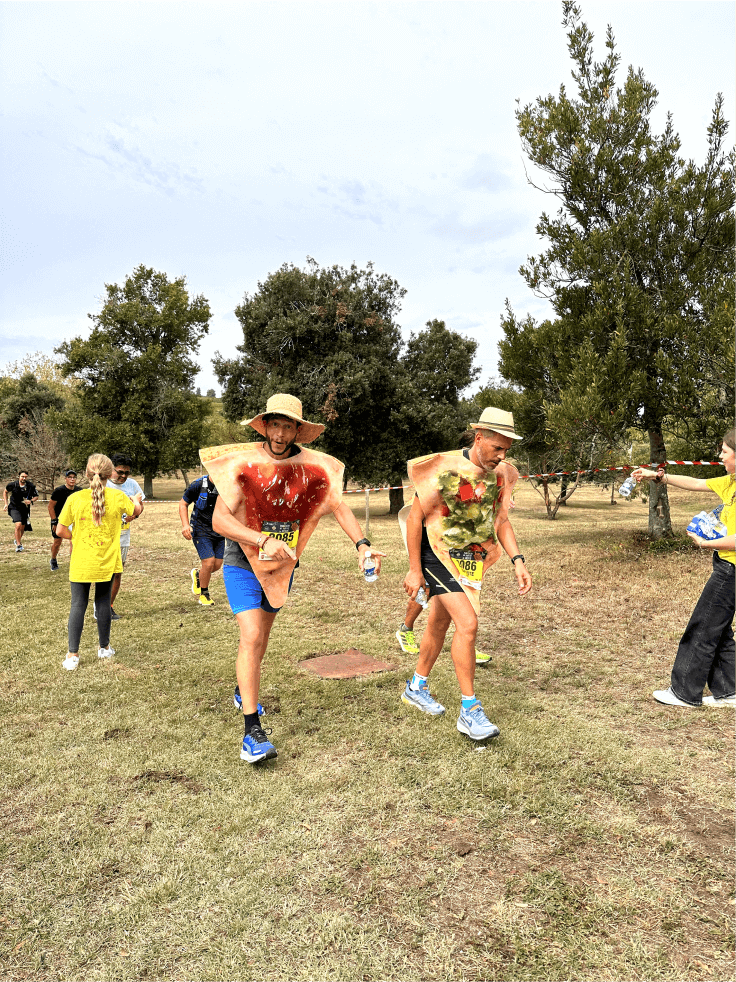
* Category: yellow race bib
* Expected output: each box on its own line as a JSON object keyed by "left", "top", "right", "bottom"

{"left": 259, "top": 520, "right": 300, "bottom": 560}
{"left": 449, "top": 547, "right": 486, "bottom": 590}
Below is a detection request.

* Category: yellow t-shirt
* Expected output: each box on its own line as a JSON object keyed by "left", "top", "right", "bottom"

{"left": 59, "top": 487, "right": 134, "bottom": 582}
{"left": 706, "top": 475, "right": 736, "bottom": 565}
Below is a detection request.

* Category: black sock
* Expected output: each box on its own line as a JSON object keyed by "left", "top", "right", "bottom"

{"left": 243, "top": 712, "right": 260, "bottom": 732}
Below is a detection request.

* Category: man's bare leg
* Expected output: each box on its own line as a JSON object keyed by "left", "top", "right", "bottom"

{"left": 235, "top": 608, "right": 278, "bottom": 714}
{"left": 199, "top": 556, "right": 223, "bottom": 592}
{"left": 110, "top": 571, "right": 122, "bottom": 607}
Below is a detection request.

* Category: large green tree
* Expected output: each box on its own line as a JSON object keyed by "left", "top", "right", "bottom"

{"left": 56, "top": 265, "right": 211, "bottom": 496}
{"left": 505, "top": 1, "right": 734, "bottom": 537}
{"left": 214, "top": 260, "right": 478, "bottom": 512}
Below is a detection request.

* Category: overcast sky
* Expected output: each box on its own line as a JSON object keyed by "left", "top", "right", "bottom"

{"left": 1, "top": 1, "right": 734, "bottom": 395}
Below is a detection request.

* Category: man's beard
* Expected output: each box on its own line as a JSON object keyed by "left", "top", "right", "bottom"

{"left": 265, "top": 435, "right": 297, "bottom": 458}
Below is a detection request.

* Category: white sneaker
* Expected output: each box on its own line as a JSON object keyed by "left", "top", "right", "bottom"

{"left": 702, "top": 694, "right": 736, "bottom": 707}
{"left": 62, "top": 654, "right": 79, "bottom": 671}
{"left": 98, "top": 646, "right": 115, "bottom": 659}
{"left": 653, "top": 687, "right": 697, "bottom": 708}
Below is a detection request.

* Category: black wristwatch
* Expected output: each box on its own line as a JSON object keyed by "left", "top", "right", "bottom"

{"left": 355, "top": 538, "right": 371, "bottom": 550}
{"left": 510, "top": 554, "right": 525, "bottom": 565}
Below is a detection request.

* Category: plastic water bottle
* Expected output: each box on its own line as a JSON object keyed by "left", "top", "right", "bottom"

{"left": 619, "top": 475, "right": 637, "bottom": 497}
{"left": 415, "top": 587, "right": 429, "bottom": 609}
{"left": 363, "top": 550, "right": 378, "bottom": 583}
{"left": 687, "top": 509, "right": 727, "bottom": 540}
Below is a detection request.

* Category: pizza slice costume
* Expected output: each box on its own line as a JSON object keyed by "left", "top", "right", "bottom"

{"left": 408, "top": 450, "right": 518, "bottom": 614}
{"left": 199, "top": 441, "right": 344, "bottom": 609}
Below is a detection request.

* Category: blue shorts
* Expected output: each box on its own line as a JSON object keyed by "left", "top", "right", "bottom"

{"left": 192, "top": 530, "right": 225, "bottom": 561}
{"left": 223, "top": 564, "right": 296, "bottom": 615}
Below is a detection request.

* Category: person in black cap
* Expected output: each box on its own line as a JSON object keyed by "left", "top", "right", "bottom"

{"left": 48, "top": 470, "right": 79, "bottom": 570}
{"left": 3, "top": 470, "right": 39, "bottom": 552}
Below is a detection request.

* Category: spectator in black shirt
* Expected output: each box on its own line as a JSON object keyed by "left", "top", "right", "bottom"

{"left": 3, "top": 470, "right": 39, "bottom": 552}
{"left": 48, "top": 470, "right": 79, "bottom": 570}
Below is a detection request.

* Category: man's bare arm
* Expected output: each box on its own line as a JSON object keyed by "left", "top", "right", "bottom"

{"left": 403, "top": 495, "right": 427, "bottom": 599}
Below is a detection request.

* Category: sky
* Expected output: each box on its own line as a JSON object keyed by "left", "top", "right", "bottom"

{"left": 1, "top": 1, "right": 734, "bottom": 396}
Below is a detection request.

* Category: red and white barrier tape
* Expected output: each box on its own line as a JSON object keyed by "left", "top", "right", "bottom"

{"left": 141, "top": 460, "right": 722, "bottom": 500}
{"left": 518, "top": 460, "right": 721, "bottom": 480}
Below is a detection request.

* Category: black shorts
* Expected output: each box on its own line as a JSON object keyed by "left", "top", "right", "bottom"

{"left": 51, "top": 520, "right": 61, "bottom": 540}
{"left": 421, "top": 528, "right": 463, "bottom": 597}
{"left": 9, "top": 506, "right": 27, "bottom": 526}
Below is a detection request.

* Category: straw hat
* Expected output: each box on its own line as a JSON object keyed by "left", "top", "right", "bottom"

{"left": 470, "top": 407, "right": 523, "bottom": 441}
{"left": 243, "top": 393, "right": 325, "bottom": 444}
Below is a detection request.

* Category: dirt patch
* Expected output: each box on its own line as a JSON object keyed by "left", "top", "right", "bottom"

{"left": 130, "top": 770, "right": 206, "bottom": 793}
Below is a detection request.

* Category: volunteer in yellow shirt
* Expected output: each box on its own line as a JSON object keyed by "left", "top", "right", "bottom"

{"left": 56, "top": 454, "right": 142, "bottom": 671}
{"left": 634, "top": 428, "right": 735, "bottom": 708}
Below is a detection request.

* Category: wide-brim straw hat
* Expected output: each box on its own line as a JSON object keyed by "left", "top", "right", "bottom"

{"left": 243, "top": 393, "right": 325, "bottom": 444}
{"left": 470, "top": 407, "right": 523, "bottom": 441}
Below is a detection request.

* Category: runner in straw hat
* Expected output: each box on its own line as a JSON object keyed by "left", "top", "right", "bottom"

{"left": 203, "top": 392, "right": 385, "bottom": 764}
{"left": 400, "top": 406, "right": 531, "bottom": 742}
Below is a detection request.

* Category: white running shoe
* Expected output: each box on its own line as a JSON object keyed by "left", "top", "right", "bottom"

{"left": 653, "top": 687, "right": 696, "bottom": 708}
{"left": 702, "top": 694, "right": 736, "bottom": 707}
{"left": 63, "top": 654, "right": 79, "bottom": 671}
{"left": 98, "top": 646, "right": 115, "bottom": 659}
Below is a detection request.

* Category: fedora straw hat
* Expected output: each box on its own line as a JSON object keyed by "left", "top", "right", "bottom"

{"left": 243, "top": 393, "right": 325, "bottom": 444}
{"left": 470, "top": 407, "right": 523, "bottom": 441}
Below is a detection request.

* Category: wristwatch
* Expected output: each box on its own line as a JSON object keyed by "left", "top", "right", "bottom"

{"left": 355, "top": 538, "right": 371, "bottom": 550}
{"left": 510, "top": 554, "right": 525, "bottom": 565}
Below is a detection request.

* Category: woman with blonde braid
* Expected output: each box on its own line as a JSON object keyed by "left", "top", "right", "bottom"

{"left": 56, "top": 454, "right": 142, "bottom": 670}
{"left": 634, "top": 428, "right": 736, "bottom": 708}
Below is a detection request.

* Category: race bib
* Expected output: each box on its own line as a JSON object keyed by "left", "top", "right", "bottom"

{"left": 259, "top": 520, "right": 299, "bottom": 560}
{"left": 449, "top": 548, "right": 486, "bottom": 590}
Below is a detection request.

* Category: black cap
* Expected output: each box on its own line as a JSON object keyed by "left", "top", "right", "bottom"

{"left": 65, "top": 469, "right": 77, "bottom": 477}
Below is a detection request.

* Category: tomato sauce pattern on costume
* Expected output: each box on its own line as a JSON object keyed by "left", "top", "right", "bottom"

{"left": 235, "top": 462, "right": 331, "bottom": 531}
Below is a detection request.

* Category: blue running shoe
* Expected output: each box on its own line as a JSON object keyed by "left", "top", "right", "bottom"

{"left": 233, "top": 685, "right": 263, "bottom": 716}
{"left": 241, "top": 723, "right": 278, "bottom": 763}
{"left": 457, "top": 701, "right": 500, "bottom": 740}
{"left": 401, "top": 681, "right": 445, "bottom": 716}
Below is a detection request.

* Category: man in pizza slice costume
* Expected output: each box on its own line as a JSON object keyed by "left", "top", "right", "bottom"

{"left": 401, "top": 407, "right": 532, "bottom": 741}
{"left": 203, "top": 393, "right": 384, "bottom": 764}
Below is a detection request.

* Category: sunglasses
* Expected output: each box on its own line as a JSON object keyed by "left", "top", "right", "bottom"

{"left": 114, "top": 469, "right": 131, "bottom": 477}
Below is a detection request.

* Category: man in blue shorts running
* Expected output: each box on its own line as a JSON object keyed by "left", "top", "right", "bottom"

{"left": 204, "top": 393, "right": 384, "bottom": 765}
{"left": 179, "top": 474, "right": 225, "bottom": 606}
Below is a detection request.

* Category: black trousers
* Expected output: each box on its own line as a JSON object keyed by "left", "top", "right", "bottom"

{"left": 671, "top": 553, "right": 735, "bottom": 705}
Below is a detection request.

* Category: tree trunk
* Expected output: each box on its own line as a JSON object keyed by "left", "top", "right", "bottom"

{"left": 648, "top": 427, "right": 672, "bottom": 539}
{"left": 610, "top": 480, "right": 616, "bottom": 505}
{"left": 181, "top": 468, "right": 190, "bottom": 488}
{"left": 144, "top": 472, "right": 154, "bottom": 499}
{"left": 388, "top": 485, "right": 405, "bottom": 515}
{"left": 559, "top": 475, "right": 568, "bottom": 505}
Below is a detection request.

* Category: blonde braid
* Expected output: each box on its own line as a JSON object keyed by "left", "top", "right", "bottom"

{"left": 86, "top": 454, "right": 114, "bottom": 526}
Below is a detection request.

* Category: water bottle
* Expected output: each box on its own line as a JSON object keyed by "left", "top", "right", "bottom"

{"left": 619, "top": 475, "right": 637, "bottom": 497}
{"left": 687, "top": 509, "right": 727, "bottom": 540}
{"left": 363, "top": 550, "right": 378, "bottom": 583}
{"left": 415, "top": 586, "right": 429, "bottom": 609}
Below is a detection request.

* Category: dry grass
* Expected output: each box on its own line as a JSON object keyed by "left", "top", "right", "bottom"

{"left": 0, "top": 481, "right": 733, "bottom": 981}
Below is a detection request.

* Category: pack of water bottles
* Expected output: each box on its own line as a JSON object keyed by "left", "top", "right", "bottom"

{"left": 687, "top": 505, "right": 727, "bottom": 540}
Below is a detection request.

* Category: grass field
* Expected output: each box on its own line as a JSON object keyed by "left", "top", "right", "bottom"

{"left": 1, "top": 481, "right": 734, "bottom": 982}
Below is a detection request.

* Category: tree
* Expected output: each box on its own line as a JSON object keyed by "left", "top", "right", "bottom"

{"left": 55, "top": 265, "right": 211, "bottom": 496}
{"left": 0, "top": 373, "right": 67, "bottom": 479}
{"left": 9, "top": 410, "right": 68, "bottom": 497}
{"left": 0, "top": 372, "right": 65, "bottom": 432}
{"left": 214, "top": 260, "right": 479, "bottom": 513}
{"left": 506, "top": 1, "right": 734, "bottom": 537}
